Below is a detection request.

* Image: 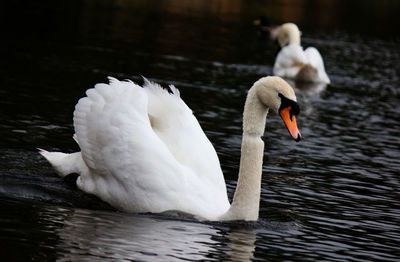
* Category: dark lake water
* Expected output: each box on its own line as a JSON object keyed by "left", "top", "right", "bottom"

{"left": 1, "top": 0, "right": 400, "bottom": 261}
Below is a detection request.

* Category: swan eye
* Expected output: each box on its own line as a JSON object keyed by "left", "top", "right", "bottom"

{"left": 278, "top": 93, "right": 300, "bottom": 118}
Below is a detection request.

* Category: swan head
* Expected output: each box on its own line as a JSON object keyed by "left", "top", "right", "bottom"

{"left": 277, "top": 23, "right": 301, "bottom": 46}
{"left": 254, "top": 76, "right": 302, "bottom": 141}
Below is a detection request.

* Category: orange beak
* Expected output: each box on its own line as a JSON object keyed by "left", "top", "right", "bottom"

{"left": 280, "top": 107, "right": 302, "bottom": 142}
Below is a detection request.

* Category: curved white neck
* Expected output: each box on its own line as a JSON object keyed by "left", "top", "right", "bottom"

{"left": 219, "top": 85, "right": 268, "bottom": 221}
{"left": 279, "top": 23, "right": 301, "bottom": 46}
{"left": 287, "top": 27, "right": 301, "bottom": 45}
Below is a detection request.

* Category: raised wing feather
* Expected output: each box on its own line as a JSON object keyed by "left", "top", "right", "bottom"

{"left": 304, "top": 47, "right": 331, "bottom": 83}
{"left": 142, "top": 79, "right": 224, "bottom": 179}
{"left": 72, "top": 77, "right": 228, "bottom": 215}
{"left": 273, "top": 45, "right": 330, "bottom": 84}
{"left": 273, "top": 44, "right": 307, "bottom": 78}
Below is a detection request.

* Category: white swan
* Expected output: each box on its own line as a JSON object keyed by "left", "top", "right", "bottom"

{"left": 273, "top": 23, "right": 330, "bottom": 84}
{"left": 39, "top": 76, "right": 302, "bottom": 221}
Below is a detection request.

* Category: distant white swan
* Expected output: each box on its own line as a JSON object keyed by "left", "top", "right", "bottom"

{"left": 40, "top": 76, "right": 301, "bottom": 221}
{"left": 273, "top": 23, "right": 330, "bottom": 84}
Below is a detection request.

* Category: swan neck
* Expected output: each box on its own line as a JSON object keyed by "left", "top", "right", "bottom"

{"left": 288, "top": 28, "right": 301, "bottom": 45}
{"left": 242, "top": 87, "right": 269, "bottom": 137}
{"left": 220, "top": 86, "right": 268, "bottom": 221}
{"left": 280, "top": 23, "right": 301, "bottom": 46}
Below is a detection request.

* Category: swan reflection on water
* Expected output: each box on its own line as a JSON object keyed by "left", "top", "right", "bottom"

{"left": 52, "top": 208, "right": 257, "bottom": 261}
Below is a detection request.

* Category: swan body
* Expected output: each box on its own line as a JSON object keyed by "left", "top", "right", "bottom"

{"left": 40, "top": 76, "right": 301, "bottom": 221}
{"left": 273, "top": 23, "right": 330, "bottom": 84}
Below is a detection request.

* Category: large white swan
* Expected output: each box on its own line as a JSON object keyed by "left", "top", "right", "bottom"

{"left": 273, "top": 23, "right": 330, "bottom": 84}
{"left": 39, "top": 76, "right": 301, "bottom": 221}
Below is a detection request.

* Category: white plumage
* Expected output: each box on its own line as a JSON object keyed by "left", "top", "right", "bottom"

{"left": 273, "top": 23, "right": 330, "bottom": 84}
{"left": 40, "top": 76, "right": 301, "bottom": 221}
{"left": 42, "top": 77, "right": 229, "bottom": 219}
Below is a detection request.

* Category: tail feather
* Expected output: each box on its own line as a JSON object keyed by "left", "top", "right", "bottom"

{"left": 38, "top": 149, "right": 87, "bottom": 177}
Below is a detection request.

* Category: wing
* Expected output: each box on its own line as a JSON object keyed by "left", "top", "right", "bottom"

{"left": 304, "top": 47, "right": 331, "bottom": 83}
{"left": 273, "top": 44, "right": 308, "bottom": 78}
{"left": 73, "top": 77, "right": 228, "bottom": 215}
{"left": 142, "top": 78, "right": 225, "bottom": 182}
{"left": 141, "top": 79, "right": 229, "bottom": 209}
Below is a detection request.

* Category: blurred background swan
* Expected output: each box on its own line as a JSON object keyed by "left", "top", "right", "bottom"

{"left": 272, "top": 23, "right": 331, "bottom": 84}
